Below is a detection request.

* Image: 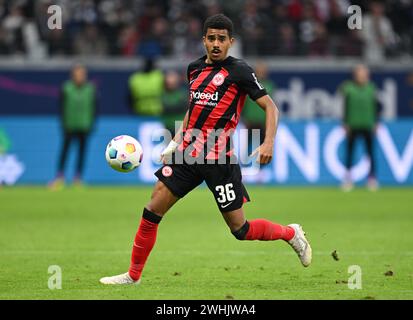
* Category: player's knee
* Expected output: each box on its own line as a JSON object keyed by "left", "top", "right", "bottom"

{"left": 231, "top": 221, "right": 250, "bottom": 240}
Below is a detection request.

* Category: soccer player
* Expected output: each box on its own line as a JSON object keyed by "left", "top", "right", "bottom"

{"left": 100, "top": 14, "right": 312, "bottom": 285}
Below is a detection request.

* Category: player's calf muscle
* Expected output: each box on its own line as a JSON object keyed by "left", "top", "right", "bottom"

{"left": 222, "top": 209, "right": 247, "bottom": 232}
{"left": 146, "top": 181, "right": 178, "bottom": 216}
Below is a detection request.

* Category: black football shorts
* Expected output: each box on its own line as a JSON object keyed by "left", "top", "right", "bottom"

{"left": 155, "top": 158, "right": 250, "bottom": 213}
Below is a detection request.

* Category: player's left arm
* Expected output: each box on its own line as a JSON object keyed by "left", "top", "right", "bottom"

{"left": 236, "top": 61, "right": 279, "bottom": 164}
{"left": 252, "top": 95, "right": 280, "bottom": 164}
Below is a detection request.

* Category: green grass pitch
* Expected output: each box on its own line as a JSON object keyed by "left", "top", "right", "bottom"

{"left": 0, "top": 186, "right": 412, "bottom": 300}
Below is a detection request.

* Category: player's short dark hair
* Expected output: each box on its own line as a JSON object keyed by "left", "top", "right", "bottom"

{"left": 203, "top": 14, "right": 234, "bottom": 38}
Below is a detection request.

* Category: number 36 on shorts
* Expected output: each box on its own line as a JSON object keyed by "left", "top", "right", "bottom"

{"left": 215, "top": 183, "right": 236, "bottom": 203}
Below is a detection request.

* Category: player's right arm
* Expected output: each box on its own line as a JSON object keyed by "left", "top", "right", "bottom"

{"left": 172, "top": 110, "right": 189, "bottom": 143}
{"left": 160, "top": 62, "right": 197, "bottom": 163}
{"left": 160, "top": 110, "right": 189, "bottom": 163}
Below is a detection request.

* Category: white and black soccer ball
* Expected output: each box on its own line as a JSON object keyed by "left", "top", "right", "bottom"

{"left": 105, "top": 135, "right": 143, "bottom": 173}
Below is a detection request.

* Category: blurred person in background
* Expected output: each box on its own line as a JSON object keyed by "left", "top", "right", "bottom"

{"left": 1, "top": 2, "right": 25, "bottom": 55}
{"left": 0, "top": 25, "right": 10, "bottom": 54}
{"left": 118, "top": 23, "right": 139, "bottom": 57}
{"left": 161, "top": 70, "right": 187, "bottom": 142}
{"left": 239, "top": 0, "right": 267, "bottom": 56}
{"left": 49, "top": 64, "right": 97, "bottom": 190}
{"left": 308, "top": 21, "right": 329, "bottom": 56}
{"left": 242, "top": 62, "right": 275, "bottom": 183}
{"left": 73, "top": 23, "right": 108, "bottom": 56}
{"left": 297, "top": 2, "right": 319, "bottom": 56}
{"left": 362, "top": 1, "right": 397, "bottom": 63}
{"left": 275, "top": 22, "right": 298, "bottom": 56}
{"left": 48, "top": 28, "right": 71, "bottom": 56}
{"left": 128, "top": 57, "right": 164, "bottom": 117}
{"left": 340, "top": 64, "right": 379, "bottom": 192}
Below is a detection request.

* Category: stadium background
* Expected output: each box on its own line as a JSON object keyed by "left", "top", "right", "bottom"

{"left": 0, "top": 0, "right": 412, "bottom": 300}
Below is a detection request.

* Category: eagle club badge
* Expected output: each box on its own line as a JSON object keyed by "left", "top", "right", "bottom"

{"left": 162, "top": 166, "right": 173, "bottom": 177}
{"left": 212, "top": 73, "right": 225, "bottom": 86}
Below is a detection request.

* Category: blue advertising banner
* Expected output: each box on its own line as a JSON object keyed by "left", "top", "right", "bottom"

{"left": 0, "top": 68, "right": 412, "bottom": 118}
{"left": 0, "top": 117, "right": 412, "bottom": 186}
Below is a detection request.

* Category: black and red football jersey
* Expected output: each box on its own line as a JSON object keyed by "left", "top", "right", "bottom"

{"left": 178, "top": 55, "right": 267, "bottom": 160}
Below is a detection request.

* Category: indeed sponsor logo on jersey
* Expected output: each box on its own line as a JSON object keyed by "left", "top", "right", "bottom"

{"left": 190, "top": 90, "right": 219, "bottom": 106}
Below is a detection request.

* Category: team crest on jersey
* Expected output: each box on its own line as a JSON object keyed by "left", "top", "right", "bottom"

{"left": 212, "top": 73, "right": 225, "bottom": 86}
{"left": 162, "top": 166, "right": 173, "bottom": 177}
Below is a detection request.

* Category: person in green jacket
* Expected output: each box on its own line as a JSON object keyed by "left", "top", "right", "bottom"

{"left": 340, "top": 64, "right": 379, "bottom": 191}
{"left": 161, "top": 70, "right": 187, "bottom": 142}
{"left": 128, "top": 58, "right": 164, "bottom": 117}
{"left": 50, "top": 64, "right": 97, "bottom": 189}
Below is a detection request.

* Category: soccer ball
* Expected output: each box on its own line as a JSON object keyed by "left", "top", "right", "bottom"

{"left": 105, "top": 135, "right": 143, "bottom": 172}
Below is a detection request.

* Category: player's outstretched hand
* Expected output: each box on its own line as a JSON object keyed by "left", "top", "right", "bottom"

{"left": 160, "top": 140, "right": 179, "bottom": 164}
{"left": 250, "top": 143, "right": 274, "bottom": 164}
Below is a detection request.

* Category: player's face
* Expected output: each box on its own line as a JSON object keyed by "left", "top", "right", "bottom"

{"left": 203, "top": 28, "right": 233, "bottom": 63}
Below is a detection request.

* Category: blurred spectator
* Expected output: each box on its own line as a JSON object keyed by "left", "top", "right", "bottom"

{"left": 272, "top": 3, "right": 290, "bottom": 28}
{"left": 298, "top": 3, "right": 319, "bottom": 55}
{"left": 98, "top": 0, "right": 134, "bottom": 55}
{"left": 326, "top": 0, "right": 351, "bottom": 55}
{"left": 326, "top": 0, "right": 349, "bottom": 36}
{"left": 73, "top": 24, "right": 108, "bottom": 56}
{"left": 50, "top": 64, "right": 97, "bottom": 190}
{"left": 69, "top": 0, "right": 98, "bottom": 26}
{"left": 287, "top": 0, "right": 303, "bottom": 22}
{"left": 387, "top": 0, "right": 413, "bottom": 55}
{"left": 0, "top": 25, "right": 10, "bottom": 54}
{"left": 2, "top": 3, "right": 26, "bottom": 54}
{"left": 118, "top": 23, "right": 139, "bottom": 57}
{"left": 128, "top": 57, "right": 164, "bottom": 116}
{"left": 161, "top": 70, "right": 187, "bottom": 140}
{"left": 173, "top": 17, "right": 204, "bottom": 59}
{"left": 35, "top": 0, "right": 56, "bottom": 44}
{"left": 48, "top": 28, "right": 71, "bottom": 56}
{"left": 308, "top": 21, "right": 329, "bottom": 56}
{"left": 338, "top": 29, "right": 363, "bottom": 57}
{"left": 239, "top": 0, "right": 266, "bottom": 55}
{"left": 361, "top": 1, "right": 398, "bottom": 62}
{"left": 340, "top": 64, "right": 379, "bottom": 192}
{"left": 275, "top": 22, "right": 297, "bottom": 56}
